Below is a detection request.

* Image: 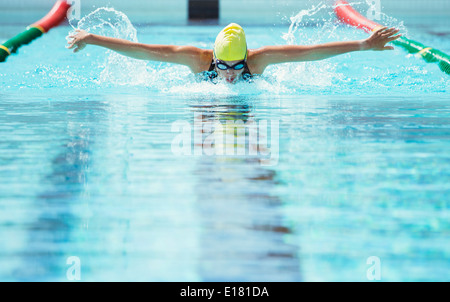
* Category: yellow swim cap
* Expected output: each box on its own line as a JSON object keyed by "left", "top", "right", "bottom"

{"left": 214, "top": 23, "right": 247, "bottom": 61}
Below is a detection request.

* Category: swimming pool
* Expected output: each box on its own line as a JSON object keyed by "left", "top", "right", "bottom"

{"left": 0, "top": 5, "right": 449, "bottom": 281}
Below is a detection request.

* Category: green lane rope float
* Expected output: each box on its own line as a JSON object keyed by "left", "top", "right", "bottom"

{"left": 0, "top": 0, "right": 71, "bottom": 62}
{"left": 334, "top": 0, "right": 450, "bottom": 75}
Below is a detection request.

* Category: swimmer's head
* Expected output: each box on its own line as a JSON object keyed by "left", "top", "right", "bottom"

{"left": 214, "top": 23, "right": 247, "bottom": 61}
{"left": 213, "top": 23, "right": 248, "bottom": 83}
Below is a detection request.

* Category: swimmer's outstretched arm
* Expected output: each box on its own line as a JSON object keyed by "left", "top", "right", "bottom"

{"left": 67, "top": 29, "right": 210, "bottom": 73}
{"left": 250, "top": 27, "right": 401, "bottom": 73}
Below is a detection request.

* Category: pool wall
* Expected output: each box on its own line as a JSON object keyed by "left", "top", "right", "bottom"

{"left": 1, "top": 0, "right": 449, "bottom": 25}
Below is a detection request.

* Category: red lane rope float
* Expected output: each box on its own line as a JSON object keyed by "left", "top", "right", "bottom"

{"left": 334, "top": 0, "right": 450, "bottom": 75}
{"left": 334, "top": 0, "right": 380, "bottom": 32}
{"left": 0, "top": 0, "right": 71, "bottom": 62}
{"left": 32, "top": 0, "right": 72, "bottom": 33}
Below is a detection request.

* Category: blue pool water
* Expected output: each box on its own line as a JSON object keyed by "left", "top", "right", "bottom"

{"left": 0, "top": 6, "right": 449, "bottom": 281}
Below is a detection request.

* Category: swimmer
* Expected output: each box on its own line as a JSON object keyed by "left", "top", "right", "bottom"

{"left": 67, "top": 23, "right": 401, "bottom": 83}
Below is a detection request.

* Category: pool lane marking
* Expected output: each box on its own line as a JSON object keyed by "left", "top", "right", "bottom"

{"left": 0, "top": 45, "right": 11, "bottom": 55}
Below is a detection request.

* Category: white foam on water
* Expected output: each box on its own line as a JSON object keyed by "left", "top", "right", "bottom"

{"left": 68, "top": 7, "right": 153, "bottom": 87}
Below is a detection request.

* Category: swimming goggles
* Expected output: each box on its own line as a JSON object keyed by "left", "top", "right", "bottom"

{"left": 215, "top": 59, "right": 246, "bottom": 70}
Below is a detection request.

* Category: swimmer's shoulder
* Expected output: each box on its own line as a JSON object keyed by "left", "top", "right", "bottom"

{"left": 247, "top": 48, "right": 268, "bottom": 75}
{"left": 189, "top": 48, "right": 213, "bottom": 73}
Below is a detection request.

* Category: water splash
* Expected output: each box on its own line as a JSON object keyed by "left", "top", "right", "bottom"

{"left": 282, "top": 2, "right": 330, "bottom": 45}
{"left": 273, "top": 2, "right": 346, "bottom": 90}
{"left": 62, "top": 5, "right": 350, "bottom": 94}
{"left": 56, "top": 5, "right": 445, "bottom": 96}
{"left": 68, "top": 7, "right": 151, "bottom": 86}
{"left": 71, "top": 7, "right": 138, "bottom": 41}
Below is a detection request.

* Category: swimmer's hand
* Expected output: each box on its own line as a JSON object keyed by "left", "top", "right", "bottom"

{"left": 66, "top": 29, "right": 92, "bottom": 53}
{"left": 362, "top": 27, "right": 402, "bottom": 51}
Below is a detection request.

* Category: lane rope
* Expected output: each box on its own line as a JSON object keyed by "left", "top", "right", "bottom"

{"left": 334, "top": 0, "right": 450, "bottom": 75}
{"left": 0, "top": 0, "right": 71, "bottom": 62}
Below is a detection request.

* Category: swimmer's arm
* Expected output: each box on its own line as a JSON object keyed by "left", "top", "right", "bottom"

{"left": 67, "top": 30, "right": 209, "bottom": 72}
{"left": 252, "top": 27, "right": 401, "bottom": 72}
